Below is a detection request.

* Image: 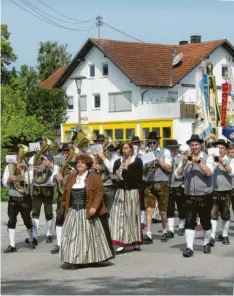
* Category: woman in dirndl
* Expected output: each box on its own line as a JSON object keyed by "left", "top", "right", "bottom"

{"left": 60, "top": 154, "right": 114, "bottom": 270}
{"left": 110, "top": 142, "right": 143, "bottom": 253}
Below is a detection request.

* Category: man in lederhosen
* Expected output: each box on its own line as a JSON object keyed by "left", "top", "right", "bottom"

{"left": 93, "top": 134, "right": 118, "bottom": 212}
{"left": 209, "top": 139, "right": 234, "bottom": 246}
{"left": 175, "top": 134, "right": 215, "bottom": 257}
{"left": 26, "top": 141, "right": 58, "bottom": 245}
{"left": 51, "top": 143, "right": 71, "bottom": 254}
{"left": 143, "top": 131, "right": 172, "bottom": 243}
{"left": 2, "top": 139, "right": 35, "bottom": 252}
{"left": 166, "top": 139, "right": 185, "bottom": 238}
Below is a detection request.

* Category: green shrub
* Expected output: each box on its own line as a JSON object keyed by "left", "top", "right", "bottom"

{"left": 1, "top": 187, "right": 9, "bottom": 201}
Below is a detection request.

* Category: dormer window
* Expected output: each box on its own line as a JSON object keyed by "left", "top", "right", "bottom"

{"left": 89, "top": 64, "right": 95, "bottom": 77}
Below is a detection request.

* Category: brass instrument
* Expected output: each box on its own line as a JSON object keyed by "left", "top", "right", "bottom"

{"left": 57, "top": 127, "right": 96, "bottom": 194}
{"left": 187, "top": 155, "right": 195, "bottom": 163}
{"left": 33, "top": 138, "right": 54, "bottom": 185}
{"left": 12, "top": 144, "right": 31, "bottom": 194}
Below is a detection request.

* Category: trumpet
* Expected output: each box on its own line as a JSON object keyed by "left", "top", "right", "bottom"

{"left": 187, "top": 155, "right": 195, "bottom": 163}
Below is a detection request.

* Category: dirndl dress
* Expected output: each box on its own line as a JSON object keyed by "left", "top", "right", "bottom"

{"left": 110, "top": 188, "right": 142, "bottom": 247}
{"left": 61, "top": 188, "right": 114, "bottom": 264}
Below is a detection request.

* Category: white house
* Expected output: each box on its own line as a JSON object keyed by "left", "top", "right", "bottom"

{"left": 41, "top": 36, "right": 234, "bottom": 146}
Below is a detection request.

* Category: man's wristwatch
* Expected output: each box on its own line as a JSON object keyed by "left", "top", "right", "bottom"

{"left": 197, "top": 159, "right": 201, "bottom": 164}
{"left": 223, "top": 162, "right": 227, "bottom": 168}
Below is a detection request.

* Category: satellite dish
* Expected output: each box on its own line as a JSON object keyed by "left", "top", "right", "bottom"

{"left": 173, "top": 53, "right": 183, "bottom": 67}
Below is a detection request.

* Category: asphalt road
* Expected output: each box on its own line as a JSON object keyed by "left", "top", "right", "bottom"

{"left": 1, "top": 202, "right": 234, "bottom": 295}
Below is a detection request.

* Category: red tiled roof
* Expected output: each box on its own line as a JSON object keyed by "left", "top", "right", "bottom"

{"left": 40, "top": 66, "right": 67, "bottom": 88}
{"left": 40, "top": 38, "right": 233, "bottom": 88}
{"left": 92, "top": 38, "right": 223, "bottom": 86}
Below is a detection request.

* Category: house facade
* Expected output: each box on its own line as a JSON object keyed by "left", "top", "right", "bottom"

{"left": 41, "top": 37, "right": 234, "bottom": 146}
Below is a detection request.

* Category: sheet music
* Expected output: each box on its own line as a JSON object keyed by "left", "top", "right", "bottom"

{"left": 208, "top": 148, "right": 219, "bottom": 156}
{"left": 91, "top": 144, "right": 103, "bottom": 154}
{"left": 29, "top": 142, "right": 40, "bottom": 152}
{"left": 53, "top": 156, "right": 66, "bottom": 166}
{"left": 6, "top": 155, "right": 17, "bottom": 164}
{"left": 141, "top": 151, "right": 156, "bottom": 165}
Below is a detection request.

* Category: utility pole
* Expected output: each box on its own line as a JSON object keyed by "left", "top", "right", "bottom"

{"left": 96, "top": 15, "right": 103, "bottom": 38}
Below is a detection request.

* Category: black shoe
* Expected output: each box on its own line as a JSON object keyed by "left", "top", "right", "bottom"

{"left": 167, "top": 231, "right": 174, "bottom": 239}
{"left": 152, "top": 218, "right": 162, "bottom": 224}
{"left": 143, "top": 236, "right": 153, "bottom": 244}
{"left": 133, "top": 246, "right": 141, "bottom": 251}
{"left": 51, "top": 245, "right": 60, "bottom": 254}
{"left": 25, "top": 237, "right": 38, "bottom": 246}
{"left": 183, "top": 248, "right": 194, "bottom": 257}
{"left": 4, "top": 245, "right": 17, "bottom": 253}
{"left": 71, "top": 264, "right": 80, "bottom": 270}
{"left": 46, "top": 235, "right": 53, "bottom": 243}
{"left": 217, "top": 234, "right": 223, "bottom": 241}
{"left": 222, "top": 236, "right": 230, "bottom": 245}
{"left": 161, "top": 233, "right": 168, "bottom": 242}
{"left": 209, "top": 237, "right": 215, "bottom": 247}
{"left": 178, "top": 228, "right": 185, "bottom": 236}
{"left": 204, "top": 244, "right": 211, "bottom": 254}
{"left": 29, "top": 242, "right": 36, "bottom": 250}
{"left": 61, "top": 263, "right": 72, "bottom": 270}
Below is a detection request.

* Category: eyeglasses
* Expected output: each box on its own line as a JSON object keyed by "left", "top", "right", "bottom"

{"left": 149, "top": 141, "right": 157, "bottom": 144}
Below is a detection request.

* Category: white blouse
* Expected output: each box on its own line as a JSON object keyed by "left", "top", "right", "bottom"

{"left": 72, "top": 171, "right": 89, "bottom": 189}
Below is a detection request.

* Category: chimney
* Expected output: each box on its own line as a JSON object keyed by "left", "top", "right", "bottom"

{"left": 191, "top": 35, "right": 201, "bottom": 44}
{"left": 179, "top": 40, "right": 189, "bottom": 45}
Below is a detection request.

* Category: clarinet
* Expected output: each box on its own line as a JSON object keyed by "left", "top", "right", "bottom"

{"left": 117, "top": 156, "right": 126, "bottom": 180}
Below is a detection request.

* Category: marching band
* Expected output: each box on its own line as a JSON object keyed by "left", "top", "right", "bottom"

{"left": 2, "top": 126, "right": 234, "bottom": 268}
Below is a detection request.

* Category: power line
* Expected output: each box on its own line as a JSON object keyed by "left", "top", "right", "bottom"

{"left": 36, "top": 0, "right": 95, "bottom": 24}
{"left": 20, "top": 0, "right": 92, "bottom": 30}
{"left": 102, "top": 21, "right": 144, "bottom": 43}
{"left": 10, "top": 0, "right": 94, "bottom": 31}
{"left": 82, "top": 22, "right": 97, "bottom": 45}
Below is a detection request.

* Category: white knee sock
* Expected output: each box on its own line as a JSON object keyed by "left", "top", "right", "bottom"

{"left": 141, "top": 211, "right": 146, "bottom": 224}
{"left": 222, "top": 220, "right": 230, "bottom": 237}
{"left": 179, "top": 219, "right": 184, "bottom": 229}
{"left": 27, "top": 228, "right": 33, "bottom": 242}
{"left": 203, "top": 229, "right": 211, "bottom": 245}
{"left": 46, "top": 219, "right": 53, "bottom": 237}
{"left": 185, "top": 229, "right": 195, "bottom": 250}
{"left": 56, "top": 226, "right": 62, "bottom": 247}
{"left": 146, "top": 231, "right": 152, "bottom": 239}
{"left": 32, "top": 218, "right": 39, "bottom": 239}
{"left": 196, "top": 216, "right": 200, "bottom": 225}
{"left": 211, "top": 219, "right": 217, "bottom": 239}
{"left": 8, "top": 228, "right": 15, "bottom": 248}
{"left": 168, "top": 218, "right": 174, "bottom": 232}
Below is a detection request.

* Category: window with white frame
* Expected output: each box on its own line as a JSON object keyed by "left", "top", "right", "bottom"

{"left": 80, "top": 95, "right": 87, "bottom": 111}
{"left": 102, "top": 63, "right": 108, "bottom": 76}
{"left": 67, "top": 96, "right": 74, "bottom": 110}
{"left": 109, "top": 91, "right": 132, "bottom": 112}
{"left": 167, "top": 91, "right": 178, "bottom": 102}
{"left": 89, "top": 64, "right": 95, "bottom": 77}
{"left": 93, "top": 94, "right": 101, "bottom": 109}
{"left": 222, "top": 65, "right": 228, "bottom": 78}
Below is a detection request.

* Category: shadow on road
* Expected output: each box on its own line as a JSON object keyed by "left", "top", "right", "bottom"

{"left": 1, "top": 275, "right": 234, "bottom": 295}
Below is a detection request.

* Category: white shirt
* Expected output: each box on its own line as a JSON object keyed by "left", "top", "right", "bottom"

{"left": 72, "top": 171, "right": 88, "bottom": 189}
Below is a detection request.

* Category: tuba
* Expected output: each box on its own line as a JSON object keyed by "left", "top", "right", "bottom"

{"left": 12, "top": 144, "right": 31, "bottom": 194}
{"left": 57, "top": 127, "right": 96, "bottom": 194}
{"left": 33, "top": 138, "right": 54, "bottom": 185}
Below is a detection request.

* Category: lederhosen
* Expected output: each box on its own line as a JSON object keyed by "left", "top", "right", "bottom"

{"left": 7, "top": 164, "right": 32, "bottom": 230}
{"left": 211, "top": 159, "right": 232, "bottom": 221}
{"left": 144, "top": 148, "right": 169, "bottom": 213}
{"left": 167, "top": 156, "right": 185, "bottom": 220}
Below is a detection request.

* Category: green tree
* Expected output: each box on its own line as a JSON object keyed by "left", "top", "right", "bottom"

{"left": 37, "top": 41, "right": 72, "bottom": 82}
{"left": 1, "top": 24, "right": 18, "bottom": 84}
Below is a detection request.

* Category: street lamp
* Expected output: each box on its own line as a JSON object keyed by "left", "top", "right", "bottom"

{"left": 70, "top": 76, "right": 87, "bottom": 124}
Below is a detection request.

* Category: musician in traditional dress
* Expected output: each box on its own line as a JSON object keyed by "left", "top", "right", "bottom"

{"left": 93, "top": 134, "right": 118, "bottom": 211}
{"left": 143, "top": 132, "right": 172, "bottom": 244}
{"left": 60, "top": 154, "right": 114, "bottom": 270}
{"left": 110, "top": 142, "right": 143, "bottom": 253}
{"left": 175, "top": 134, "right": 214, "bottom": 257}
{"left": 26, "top": 138, "right": 58, "bottom": 245}
{"left": 209, "top": 139, "right": 234, "bottom": 246}
{"left": 166, "top": 139, "right": 185, "bottom": 237}
{"left": 228, "top": 143, "right": 234, "bottom": 214}
{"left": 2, "top": 140, "right": 35, "bottom": 252}
{"left": 51, "top": 143, "right": 70, "bottom": 254}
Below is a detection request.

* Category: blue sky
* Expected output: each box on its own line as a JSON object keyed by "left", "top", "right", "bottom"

{"left": 2, "top": 0, "right": 234, "bottom": 69}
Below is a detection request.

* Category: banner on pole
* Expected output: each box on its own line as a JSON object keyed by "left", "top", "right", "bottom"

{"left": 221, "top": 83, "right": 229, "bottom": 127}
